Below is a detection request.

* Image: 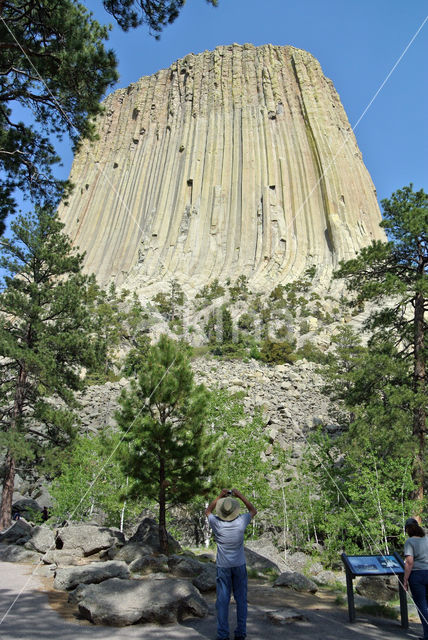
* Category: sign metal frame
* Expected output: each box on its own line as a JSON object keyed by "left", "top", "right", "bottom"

{"left": 341, "top": 552, "right": 408, "bottom": 628}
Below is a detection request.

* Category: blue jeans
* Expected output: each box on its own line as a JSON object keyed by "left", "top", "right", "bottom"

{"left": 216, "top": 564, "right": 247, "bottom": 639}
{"left": 409, "top": 569, "right": 428, "bottom": 639}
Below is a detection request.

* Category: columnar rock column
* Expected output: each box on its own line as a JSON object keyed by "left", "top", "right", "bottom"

{"left": 59, "top": 44, "right": 385, "bottom": 294}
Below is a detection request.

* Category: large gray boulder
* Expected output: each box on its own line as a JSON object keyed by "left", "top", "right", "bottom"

{"left": 75, "top": 576, "right": 208, "bottom": 625}
{"left": 42, "top": 549, "right": 82, "bottom": 566}
{"left": 356, "top": 575, "right": 398, "bottom": 603}
{"left": 314, "top": 569, "right": 344, "bottom": 586}
{"left": 12, "top": 498, "right": 42, "bottom": 521}
{"left": 0, "top": 519, "right": 33, "bottom": 544}
{"left": 111, "top": 541, "right": 154, "bottom": 563}
{"left": 129, "top": 554, "right": 169, "bottom": 574}
{"left": 273, "top": 571, "right": 318, "bottom": 593}
{"left": 129, "top": 518, "right": 180, "bottom": 554}
{"left": 244, "top": 547, "right": 280, "bottom": 574}
{"left": 192, "top": 563, "right": 217, "bottom": 592}
{"left": 245, "top": 538, "right": 288, "bottom": 572}
{"left": 285, "top": 551, "right": 312, "bottom": 573}
{"left": 167, "top": 554, "right": 205, "bottom": 577}
{"left": 25, "top": 525, "right": 55, "bottom": 553}
{"left": 55, "top": 524, "right": 125, "bottom": 557}
{"left": 54, "top": 560, "right": 130, "bottom": 591}
{"left": 0, "top": 543, "right": 40, "bottom": 563}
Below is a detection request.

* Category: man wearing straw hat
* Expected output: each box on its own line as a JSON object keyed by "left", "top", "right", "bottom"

{"left": 206, "top": 488, "right": 257, "bottom": 640}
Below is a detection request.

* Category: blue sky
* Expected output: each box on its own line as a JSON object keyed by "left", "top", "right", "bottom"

{"left": 82, "top": 0, "right": 427, "bottom": 209}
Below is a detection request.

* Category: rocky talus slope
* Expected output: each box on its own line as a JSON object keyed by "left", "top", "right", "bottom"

{"left": 59, "top": 44, "right": 385, "bottom": 294}
{"left": 76, "top": 357, "right": 337, "bottom": 463}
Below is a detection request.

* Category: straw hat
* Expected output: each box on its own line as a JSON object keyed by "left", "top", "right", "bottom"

{"left": 216, "top": 496, "right": 240, "bottom": 521}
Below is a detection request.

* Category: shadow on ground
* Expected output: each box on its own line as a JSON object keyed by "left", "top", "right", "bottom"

{"left": 0, "top": 562, "right": 422, "bottom": 640}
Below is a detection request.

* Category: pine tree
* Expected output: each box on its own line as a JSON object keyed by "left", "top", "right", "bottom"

{"left": 115, "top": 335, "right": 220, "bottom": 554}
{"left": 0, "top": 1, "right": 118, "bottom": 232}
{"left": 0, "top": 207, "right": 102, "bottom": 529}
{"left": 334, "top": 184, "right": 427, "bottom": 501}
{"left": 103, "top": 0, "right": 218, "bottom": 35}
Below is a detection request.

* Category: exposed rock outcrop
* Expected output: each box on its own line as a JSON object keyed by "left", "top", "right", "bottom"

{"left": 25, "top": 525, "right": 55, "bottom": 554}
{"left": 273, "top": 571, "right": 318, "bottom": 593}
{"left": 59, "top": 44, "right": 385, "bottom": 294}
{"left": 356, "top": 575, "right": 398, "bottom": 603}
{"left": 55, "top": 524, "right": 125, "bottom": 557}
{"left": 129, "top": 517, "right": 181, "bottom": 554}
{"left": 75, "top": 575, "right": 209, "bottom": 626}
{"left": 53, "top": 560, "right": 130, "bottom": 591}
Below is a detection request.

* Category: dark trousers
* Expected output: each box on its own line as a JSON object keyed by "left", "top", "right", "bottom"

{"left": 409, "top": 569, "right": 428, "bottom": 639}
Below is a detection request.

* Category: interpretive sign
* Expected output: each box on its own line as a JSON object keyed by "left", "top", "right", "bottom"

{"left": 343, "top": 554, "right": 403, "bottom": 576}
{"left": 341, "top": 552, "right": 407, "bottom": 627}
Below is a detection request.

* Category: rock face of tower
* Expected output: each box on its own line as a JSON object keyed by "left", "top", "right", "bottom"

{"left": 59, "top": 44, "right": 384, "bottom": 293}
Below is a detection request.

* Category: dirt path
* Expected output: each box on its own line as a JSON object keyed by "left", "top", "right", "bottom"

{"left": 0, "top": 562, "right": 422, "bottom": 640}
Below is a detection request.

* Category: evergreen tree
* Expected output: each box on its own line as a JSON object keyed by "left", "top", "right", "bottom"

{"left": 0, "top": 0, "right": 118, "bottom": 232}
{"left": 115, "top": 335, "right": 220, "bottom": 554}
{"left": 152, "top": 279, "right": 184, "bottom": 321}
{"left": 103, "top": 0, "right": 218, "bottom": 35}
{"left": 0, "top": 207, "right": 102, "bottom": 529}
{"left": 334, "top": 184, "right": 427, "bottom": 501}
{"left": 0, "top": 0, "right": 222, "bottom": 232}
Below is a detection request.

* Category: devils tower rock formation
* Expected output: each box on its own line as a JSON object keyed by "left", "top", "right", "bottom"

{"left": 60, "top": 44, "right": 385, "bottom": 294}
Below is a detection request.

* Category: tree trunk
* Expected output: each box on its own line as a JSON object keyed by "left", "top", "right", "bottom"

{"left": 0, "top": 452, "right": 15, "bottom": 530}
{"left": 0, "top": 365, "right": 27, "bottom": 530}
{"left": 158, "top": 458, "right": 168, "bottom": 555}
{"left": 412, "top": 290, "right": 426, "bottom": 503}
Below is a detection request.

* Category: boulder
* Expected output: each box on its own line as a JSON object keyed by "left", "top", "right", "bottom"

{"left": 68, "top": 583, "right": 90, "bottom": 605}
{"left": 0, "top": 519, "right": 33, "bottom": 544}
{"left": 285, "top": 551, "right": 310, "bottom": 573}
{"left": 354, "top": 595, "right": 380, "bottom": 608}
{"left": 75, "top": 576, "right": 208, "bottom": 626}
{"left": 245, "top": 538, "right": 288, "bottom": 572}
{"left": 54, "top": 560, "right": 130, "bottom": 591}
{"left": 12, "top": 498, "right": 42, "bottom": 521}
{"left": 55, "top": 524, "right": 125, "bottom": 557}
{"left": 129, "top": 555, "right": 169, "bottom": 574}
{"left": 314, "top": 569, "right": 343, "bottom": 586}
{"left": 111, "top": 541, "right": 154, "bottom": 563}
{"left": 25, "top": 525, "right": 55, "bottom": 553}
{"left": 42, "top": 549, "right": 82, "bottom": 566}
{"left": 0, "top": 543, "right": 40, "bottom": 563}
{"left": 129, "top": 518, "right": 180, "bottom": 554}
{"left": 244, "top": 547, "right": 280, "bottom": 574}
{"left": 192, "top": 563, "right": 217, "bottom": 592}
{"left": 273, "top": 571, "right": 318, "bottom": 593}
{"left": 356, "top": 575, "right": 398, "bottom": 603}
{"left": 167, "top": 554, "right": 205, "bottom": 577}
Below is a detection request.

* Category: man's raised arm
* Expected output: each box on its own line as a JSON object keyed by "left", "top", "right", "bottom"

{"left": 205, "top": 488, "right": 229, "bottom": 516}
{"left": 232, "top": 489, "right": 257, "bottom": 518}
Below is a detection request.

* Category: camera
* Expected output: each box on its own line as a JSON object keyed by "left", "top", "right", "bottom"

{"left": 226, "top": 490, "right": 233, "bottom": 496}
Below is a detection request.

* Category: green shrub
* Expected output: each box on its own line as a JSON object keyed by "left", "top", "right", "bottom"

{"left": 259, "top": 338, "right": 296, "bottom": 364}
{"left": 295, "top": 341, "right": 330, "bottom": 364}
{"left": 228, "top": 275, "right": 249, "bottom": 302}
{"left": 194, "top": 279, "right": 225, "bottom": 309}
{"left": 152, "top": 279, "right": 185, "bottom": 319}
{"left": 238, "top": 312, "right": 255, "bottom": 333}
